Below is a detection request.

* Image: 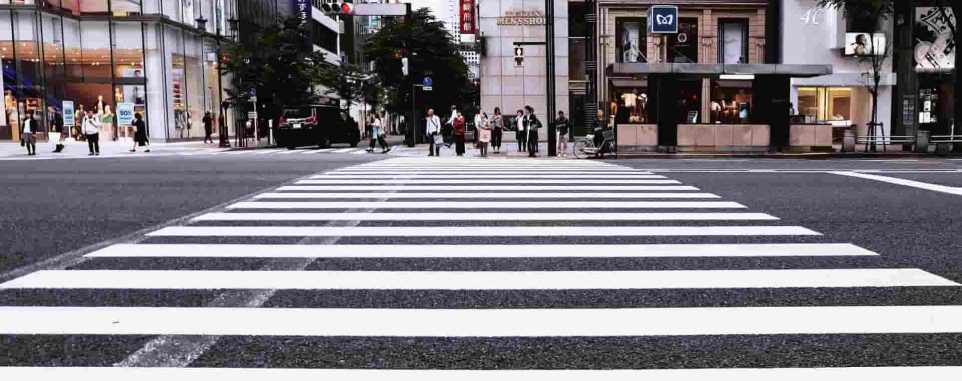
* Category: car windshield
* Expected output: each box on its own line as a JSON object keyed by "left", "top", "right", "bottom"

{"left": 282, "top": 109, "right": 312, "bottom": 119}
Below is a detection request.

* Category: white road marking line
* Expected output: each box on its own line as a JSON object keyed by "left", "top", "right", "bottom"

{"left": 5, "top": 367, "right": 961, "bottom": 380}
{"left": 253, "top": 192, "right": 721, "bottom": 199}
{"left": 0, "top": 366, "right": 962, "bottom": 381}
{"left": 296, "top": 179, "right": 683, "bottom": 184}
{"left": 331, "top": 148, "right": 356, "bottom": 153}
{"left": 310, "top": 174, "right": 669, "bottom": 179}
{"left": 350, "top": 149, "right": 371, "bottom": 155}
{"left": 329, "top": 171, "right": 657, "bottom": 175}
{"left": 277, "top": 185, "right": 702, "bottom": 191}
{"left": 4, "top": 269, "right": 954, "bottom": 290}
{"left": 147, "top": 226, "right": 818, "bottom": 237}
{"left": 275, "top": 150, "right": 302, "bottom": 155}
{"left": 832, "top": 171, "right": 962, "bottom": 196}
{"left": 2, "top": 305, "right": 961, "bottom": 336}
{"left": 227, "top": 201, "right": 745, "bottom": 209}
{"left": 194, "top": 212, "right": 774, "bottom": 221}
{"left": 302, "top": 148, "right": 335, "bottom": 154}
{"left": 84, "top": 243, "right": 879, "bottom": 258}
{"left": 252, "top": 149, "right": 282, "bottom": 155}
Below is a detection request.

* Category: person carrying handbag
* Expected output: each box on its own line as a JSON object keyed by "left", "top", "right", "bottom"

{"left": 425, "top": 108, "right": 442, "bottom": 156}
{"left": 20, "top": 109, "right": 38, "bottom": 156}
{"left": 48, "top": 106, "right": 65, "bottom": 153}
{"left": 478, "top": 112, "right": 491, "bottom": 157}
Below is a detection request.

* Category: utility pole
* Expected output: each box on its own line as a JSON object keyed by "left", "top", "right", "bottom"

{"left": 545, "top": 0, "right": 557, "bottom": 156}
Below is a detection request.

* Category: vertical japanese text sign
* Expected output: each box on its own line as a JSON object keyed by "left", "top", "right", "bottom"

{"left": 460, "top": 0, "right": 475, "bottom": 35}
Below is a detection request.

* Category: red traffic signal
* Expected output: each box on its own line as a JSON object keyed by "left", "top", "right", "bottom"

{"left": 341, "top": 3, "right": 354, "bottom": 15}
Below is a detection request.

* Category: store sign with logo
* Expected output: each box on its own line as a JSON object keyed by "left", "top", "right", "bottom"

{"left": 647, "top": 5, "right": 679, "bottom": 34}
{"left": 497, "top": 10, "right": 546, "bottom": 26}
{"left": 460, "top": 0, "right": 476, "bottom": 34}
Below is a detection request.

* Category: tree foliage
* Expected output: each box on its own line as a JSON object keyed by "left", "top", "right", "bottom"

{"left": 364, "top": 8, "right": 474, "bottom": 116}
{"left": 222, "top": 17, "right": 327, "bottom": 112}
{"left": 315, "top": 62, "right": 374, "bottom": 112}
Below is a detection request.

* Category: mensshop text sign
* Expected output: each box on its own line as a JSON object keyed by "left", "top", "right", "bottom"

{"left": 647, "top": 5, "right": 679, "bottom": 34}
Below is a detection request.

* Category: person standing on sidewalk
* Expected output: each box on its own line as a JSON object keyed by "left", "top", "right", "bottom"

{"left": 202, "top": 112, "right": 214, "bottom": 144}
{"left": 20, "top": 109, "right": 38, "bottom": 156}
{"left": 445, "top": 105, "right": 458, "bottom": 147}
{"left": 525, "top": 106, "right": 541, "bottom": 157}
{"left": 515, "top": 109, "right": 526, "bottom": 152}
{"left": 453, "top": 112, "right": 467, "bottom": 157}
{"left": 425, "top": 108, "right": 442, "bottom": 156}
{"left": 555, "top": 111, "right": 570, "bottom": 157}
{"left": 48, "top": 106, "right": 65, "bottom": 153}
{"left": 491, "top": 107, "right": 504, "bottom": 154}
{"left": 83, "top": 110, "right": 101, "bottom": 156}
{"left": 478, "top": 111, "right": 491, "bottom": 157}
{"left": 130, "top": 113, "right": 149, "bottom": 153}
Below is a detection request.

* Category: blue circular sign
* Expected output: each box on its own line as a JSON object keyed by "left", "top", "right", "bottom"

{"left": 422, "top": 77, "right": 433, "bottom": 87}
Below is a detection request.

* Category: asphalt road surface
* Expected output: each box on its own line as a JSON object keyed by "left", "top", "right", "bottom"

{"left": 1, "top": 154, "right": 961, "bottom": 378}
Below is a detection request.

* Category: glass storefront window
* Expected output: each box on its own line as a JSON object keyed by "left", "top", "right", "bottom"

{"left": 668, "top": 18, "right": 698, "bottom": 63}
{"left": 718, "top": 19, "right": 748, "bottom": 64}
{"left": 1, "top": 10, "right": 15, "bottom": 139}
{"left": 797, "top": 87, "right": 852, "bottom": 123}
{"left": 616, "top": 18, "right": 647, "bottom": 63}
{"left": 111, "top": 0, "right": 143, "bottom": 16}
{"left": 677, "top": 80, "right": 701, "bottom": 123}
{"left": 569, "top": 37, "right": 585, "bottom": 80}
{"left": 61, "top": 0, "right": 109, "bottom": 15}
{"left": 613, "top": 87, "right": 651, "bottom": 124}
{"left": 711, "top": 79, "right": 753, "bottom": 124}
{"left": 11, "top": 10, "right": 44, "bottom": 138}
{"left": 184, "top": 34, "right": 204, "bottom": 138}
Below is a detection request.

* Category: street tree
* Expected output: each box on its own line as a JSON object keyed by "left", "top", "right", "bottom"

{"left": 315, "top": 62, "right": 373, "bottom": 112}
{"left": 222, "top": 16, "right": 328, "bottom": 121}
{"left": 818, "top": 0, "right": 894, "bottom": 151}
{"left": 364, "top": 8, "right": 474, "bottom": 119}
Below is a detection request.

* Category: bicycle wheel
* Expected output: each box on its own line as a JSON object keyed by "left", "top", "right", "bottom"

{"left": 573, "top": 139, "right": 590, "bottom": 159}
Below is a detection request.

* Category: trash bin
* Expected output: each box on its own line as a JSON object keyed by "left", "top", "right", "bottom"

{"left": 915, "top": 130, "right": 931, "bottom": 153}
{"left": 842, "top": 130, "right": 856, "bottom": 152}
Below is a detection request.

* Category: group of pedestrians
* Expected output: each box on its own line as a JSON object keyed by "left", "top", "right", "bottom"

{"left": 18, "top": 108, "right": 149, "bottom": 157}
{"left": 426, "top": 104, "right": 569, "bottom": 158}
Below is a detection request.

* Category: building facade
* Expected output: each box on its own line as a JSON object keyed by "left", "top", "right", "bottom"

{"left": 893, "top": 1, "right": 956, "bottom": 138}
{"left": 1, "top": 0, "right": 239, "bottom": 143}
{"left": 478, "top": 0, "right": 569, "bottom": 123}
{"left": 782, "top": 0, "right": 895, "bottom": 140}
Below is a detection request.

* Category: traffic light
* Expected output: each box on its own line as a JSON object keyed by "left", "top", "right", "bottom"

{"left": 321, "top": 0, "right": 354, "bottom": 15}
{"left": 514, "top": 46, "right": 524, "bottom": 67}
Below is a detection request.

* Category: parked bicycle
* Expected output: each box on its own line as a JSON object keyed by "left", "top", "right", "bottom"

{"left": 573, "top": 129, "right": 615, "bottom": 159}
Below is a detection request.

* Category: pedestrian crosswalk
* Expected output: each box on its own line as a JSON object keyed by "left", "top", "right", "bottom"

{"left": 0, "top": 157, "right": 960, "bottom": 375}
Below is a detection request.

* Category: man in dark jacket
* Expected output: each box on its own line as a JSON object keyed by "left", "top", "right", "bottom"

{"left": 555, "top": 111, "right": 569, "bottom": 157}
{"left": 524, "top": 105, "right": 540, "bottom": 157}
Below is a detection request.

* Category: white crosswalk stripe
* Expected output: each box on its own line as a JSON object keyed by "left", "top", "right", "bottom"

{"left": 1, "top": 157, "right": 959, "bottom": 374}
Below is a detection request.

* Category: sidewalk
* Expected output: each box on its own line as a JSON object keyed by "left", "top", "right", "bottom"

{"left": 392, "top": 142, "right": 574, "bottom": 159}
{"left": 0, "top": 138, "right": 225, "bottom": 159}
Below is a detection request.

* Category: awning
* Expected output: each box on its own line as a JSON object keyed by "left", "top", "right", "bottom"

{"left": 609, "top": 78, "right": 649, "bottom": 88}
{"left": 610, "top": 63, "right": 833, "bottom": 78}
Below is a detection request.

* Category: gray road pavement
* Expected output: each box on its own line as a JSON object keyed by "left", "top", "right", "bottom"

{"left": 0, "top": 155, "right": 961, "bottom": 376}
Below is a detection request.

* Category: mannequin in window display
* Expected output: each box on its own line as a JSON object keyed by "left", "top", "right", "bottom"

{"left": 74, "top": 105, "right": 86, "bottom": 140}
{"left": 101, "top": 105, "right": 115, "bottom": 140}
{"left": 4, "top": 90, "right": 16, "bottom": 129}
{"left": 711, "top": 100, "right": 722, "bottom": 123}
{"left": 95, "top": 95, "right": 105, "bottom": 114}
